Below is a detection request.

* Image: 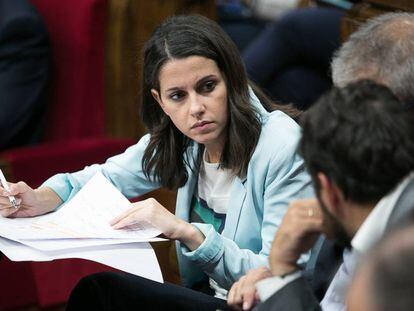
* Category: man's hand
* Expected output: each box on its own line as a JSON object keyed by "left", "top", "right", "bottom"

{"left": 269, "top": 199, "right": 324, "bottom": 276}
{"left": 228, "top": 267, "right": 272, "bottom": 310}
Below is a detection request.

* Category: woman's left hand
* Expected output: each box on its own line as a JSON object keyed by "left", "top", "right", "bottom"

{"left": 227, "top": 267, "right": 272, "bottom": 310}
{"left": 110, "top": 198, "right": 205, "bottom": 250}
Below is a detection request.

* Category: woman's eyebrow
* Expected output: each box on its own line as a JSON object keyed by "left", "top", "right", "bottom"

{"left": 165, "top": 74, "right": 218, "bottom": 92}
{"left": 165, "top": 86, "right": 182, "bottom": 93}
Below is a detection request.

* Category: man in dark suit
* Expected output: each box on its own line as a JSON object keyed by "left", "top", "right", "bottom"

{"left": 227, "top": 80, "right": 414, "bottom": 310}
{"left": 0, "top": 0, "right": 50, "bottom": 151}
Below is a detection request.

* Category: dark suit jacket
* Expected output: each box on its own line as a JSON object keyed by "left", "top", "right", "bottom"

{"left": 257, "top": 177, "right": 414, "bottom": 311}
{"left": 0, "top": 0, "right": 50, "bottom": 151}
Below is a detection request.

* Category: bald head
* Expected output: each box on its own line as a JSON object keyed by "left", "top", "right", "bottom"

{"left": 332, "top": 13, "right": 414, "bottom": 105}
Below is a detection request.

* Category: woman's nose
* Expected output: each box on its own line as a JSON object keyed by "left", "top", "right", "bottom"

{"left": 189, "top": 94, "right": 205, "bottom": 117}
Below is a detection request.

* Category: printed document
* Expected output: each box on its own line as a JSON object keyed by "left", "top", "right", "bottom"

{"left": 0, "top": 172, "right": 164, "bottom": 282}
{"left": 0, "top": 172, "right": 161, "bottom": 240}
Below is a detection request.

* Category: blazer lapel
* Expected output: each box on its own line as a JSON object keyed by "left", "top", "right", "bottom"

{"left": 176, "top": 167, "right": 197, "bottom": 222}
{"left": 222, "top": 176, "right": 247, "bottom": 240}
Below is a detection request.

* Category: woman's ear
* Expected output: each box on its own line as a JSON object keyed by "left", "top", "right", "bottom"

{"left": 151, "top": 89, "right": 168, "bottom": 115}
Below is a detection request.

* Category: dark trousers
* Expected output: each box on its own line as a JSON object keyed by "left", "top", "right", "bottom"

{"left": 242, "top": 8, "right": 345, "bottom": 110}
{"left": 67, "top": 272, "right": 231, "bottom": 311}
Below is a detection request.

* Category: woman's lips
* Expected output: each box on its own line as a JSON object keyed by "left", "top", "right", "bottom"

{"left": 191, "top": 120, "right": 212, "bottom": 129}
{"left": 191, "top": 121, "right": 213, "bottom": 132}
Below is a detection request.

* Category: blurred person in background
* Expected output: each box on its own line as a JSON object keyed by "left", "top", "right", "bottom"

{"left": 242, "top": 0, "right": 357, "bottom": 110}
{"left": 0, "top": 0, "right": 50, "bottom": 151}
{"left": 217, "top": 0, "right": 305, "bottom": 51}
{"left": 331, "top": 12, "right": 414, "bottom": 115}
{"left": 347, "top": 224, "right": 414, "bottom": 311}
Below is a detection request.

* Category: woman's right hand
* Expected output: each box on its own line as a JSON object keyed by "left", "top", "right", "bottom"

{"left": 0, "top": 182, "right": 62, "bottom": 218}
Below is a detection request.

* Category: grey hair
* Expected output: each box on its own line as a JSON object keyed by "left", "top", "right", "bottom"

{"left": 331, "top": 12, "right": 414, "bottom": 103}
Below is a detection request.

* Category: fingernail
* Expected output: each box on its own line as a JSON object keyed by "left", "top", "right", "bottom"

{"left": 243, "top": 301, "right": 250, "bottom": 310}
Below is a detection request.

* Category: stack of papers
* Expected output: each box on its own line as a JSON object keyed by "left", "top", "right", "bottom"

{"left": 0, "top": 172, "right": 164, "bottom": 283}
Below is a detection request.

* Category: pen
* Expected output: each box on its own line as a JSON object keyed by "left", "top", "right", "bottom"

{"left": 0, "top": 169, "right": 18, "bottom": 209}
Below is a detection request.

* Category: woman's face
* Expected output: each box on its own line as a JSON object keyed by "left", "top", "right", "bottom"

{"left": 151, "top": 56, "right": 229, "bottom": 153}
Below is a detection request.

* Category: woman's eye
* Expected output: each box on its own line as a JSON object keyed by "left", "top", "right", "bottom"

{"left": 202, "top": 80, "right": 216, "bottom": 92}
{"left": 170, "top": 91, "right": 185, "bottom": 101}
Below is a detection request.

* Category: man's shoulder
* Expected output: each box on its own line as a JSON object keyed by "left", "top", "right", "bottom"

{"left": 0, "top": 0, "right": 42, "bottom": 31}
{"left": 257, "top": 277, "right": 320, "bottom": 311}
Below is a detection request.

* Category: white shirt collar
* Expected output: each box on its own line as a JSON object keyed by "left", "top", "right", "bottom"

{"left": 352, "top": 173, "right": 414, "bottom": 254}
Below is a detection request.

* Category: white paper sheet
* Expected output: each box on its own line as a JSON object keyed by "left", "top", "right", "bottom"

{"left": 0, "top": 172, "right": 162, "bottom": 240}
{"left": 0, "top": 237, "right": 163, "bottom": 283}
{"left": 18, "top": 237, "right": 166, "bottom": 251}
{"left": 0, "top": 172, "right": 166, "bottom": 283}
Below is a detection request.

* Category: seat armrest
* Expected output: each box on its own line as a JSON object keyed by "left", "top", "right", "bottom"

{"left": 0, "top": 137, "right": 134, "bottom": 187}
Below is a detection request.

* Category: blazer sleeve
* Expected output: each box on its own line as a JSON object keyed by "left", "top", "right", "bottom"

{"left": 42, "top": 134, "right": 160, "bottom": 203}
{"left": 257, "top": 277, "right": 321, "bottom": 311}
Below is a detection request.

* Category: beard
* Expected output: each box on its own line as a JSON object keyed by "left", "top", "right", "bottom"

{"left": 320, "top": 201, "right": 352, "bottom": 249}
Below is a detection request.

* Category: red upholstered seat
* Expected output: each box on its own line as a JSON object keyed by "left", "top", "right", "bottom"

{"left": 0, "top": 0, "right": 136, "bottom": 309}
{"left": 33, "top": 0, "right": 106, "bottom": 142}
{"left": 2, "top": 138, "right": 133, "bottom": 188}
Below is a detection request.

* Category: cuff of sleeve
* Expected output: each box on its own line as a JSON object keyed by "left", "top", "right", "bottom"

{"left": 41, "top": 173, "right": 73, "bottom": 202}
{"left": 256, "top": 271, "right": 302, "bottom": 302}
{"left": 181, "top": 223, "right": 224, "bottom": 266}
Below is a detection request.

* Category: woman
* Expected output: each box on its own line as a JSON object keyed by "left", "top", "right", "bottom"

{"left": 0, "top": 15, "right": 312, "bottom": 310}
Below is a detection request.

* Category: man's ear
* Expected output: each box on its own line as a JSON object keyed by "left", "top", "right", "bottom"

{"left": 317, "top": 172, "right": 344, "bottom": 216}
{"left": 151, "top": 89, "right": 168, "bottom": 116}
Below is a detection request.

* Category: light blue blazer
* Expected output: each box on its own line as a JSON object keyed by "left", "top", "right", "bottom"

{"left": 43, "top": 92, "right": 313, "bottom": 290}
